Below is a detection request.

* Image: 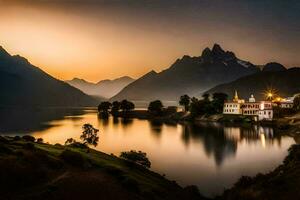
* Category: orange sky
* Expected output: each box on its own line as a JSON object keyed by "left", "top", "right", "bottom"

{"left": 0, "top": 1, "right": 299, "bottom": 82}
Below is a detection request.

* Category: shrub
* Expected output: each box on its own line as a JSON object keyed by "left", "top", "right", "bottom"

{"left": 60, "top": 149, "right": 85, "bottom": 167}
{"left": 36, "top": 138, "right": 44, "bottom": 143}
{"left": 0, "top": 136, "right": 9, "bottom": 143}
{"left": 120, "top": 150, "right": 151, "bottom": 168}
{"left": 22, "top": 135, "right": 36, "bottom": 142}
{"left": 69, "top": 142, "right": 88, "bottom": 149}
{"left": 64, "top": 138, "right": 76, "bottom": 145}
{"left": 13, "top": 136, "right": 21, "bottom": 141}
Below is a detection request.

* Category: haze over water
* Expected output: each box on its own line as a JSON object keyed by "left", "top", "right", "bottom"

{"left": 0, "top": 108, "right": 295, "bottom": 196}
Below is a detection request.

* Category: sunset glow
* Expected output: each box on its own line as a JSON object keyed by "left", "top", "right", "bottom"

{"left": 0, "top": 0, "right": 299, "bottom": 82}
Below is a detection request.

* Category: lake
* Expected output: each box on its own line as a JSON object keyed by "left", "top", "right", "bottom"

{"left": 0, "top": 108, "right": 295, "bottom": 197}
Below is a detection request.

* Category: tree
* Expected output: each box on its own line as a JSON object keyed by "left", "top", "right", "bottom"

{"left": 202, "top": 93, "right": 210, "bottom": 102}
{"left": 120, "top": 100, "right": 135, "bottom": 113}
{"left": 211, "top": 92, "right": 228, "bottom": 113}
{"left": 179, "top": 95, "right": 191, "bottom": 112}
{"left": 80, "top": 124, "right": 99, "bottom": 147}
{"left": 98, "top": 101, "right": 112, "bottom": 116}
{"left": 111, "top": 101, "right": 121, "bottom": 117}
{"left": 148, "top": 100, "right": 164, "bottom": 116}
{"left": 120, "top": 150, "right": 151, "bottom": 168}
{"left": 294, "top": 95, "right": 300, "bottom": 110}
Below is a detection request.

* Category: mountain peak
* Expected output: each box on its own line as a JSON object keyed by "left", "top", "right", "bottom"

{"left": 212, "top": 43, "right": 225, "bottom": 54}
{"left": 0, "top": 46, "right": 11, "bottom": 58}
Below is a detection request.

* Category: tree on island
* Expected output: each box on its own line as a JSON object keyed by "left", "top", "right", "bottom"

{"left": 98, "top": 101, "right": 112, "bottom": 117}
{"left": 80, "top": 124, "right": 99, "bottom": 147}
{"left": 111, "top": 101, "right": 121, "bottom": 117}
{"left": 148, "top": 100, "right": 164, "bottom": 116}
{"left": 120, "top": 100, "right": 135, "bottom": 113}
{"left": 179, "top": 94, "right": 191, "bottom": 112}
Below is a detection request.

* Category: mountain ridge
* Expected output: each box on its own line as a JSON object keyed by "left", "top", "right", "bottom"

{"left": 111, "top": 44, "right": 259, "bottom": 101}
{"left": 0, "top": 46, "right": 98, "bottom": 107}
{"left": 205, "top": 67, "right": 300, "bottom": 100}
{"left": 66, "top": 76, "right": 135, "bottom": 99}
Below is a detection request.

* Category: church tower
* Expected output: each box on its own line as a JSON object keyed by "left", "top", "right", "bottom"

{"left": 233, "top": 90, "right": 239, "bottom": 102}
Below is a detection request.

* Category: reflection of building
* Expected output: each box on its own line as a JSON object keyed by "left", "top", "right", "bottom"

{"left": 223, "top": 91, "right": 273, "bottom": 121}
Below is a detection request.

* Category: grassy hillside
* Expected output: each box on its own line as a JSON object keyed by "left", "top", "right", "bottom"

{"left": 0, "top": 136, "right": 205, "bottom": 200}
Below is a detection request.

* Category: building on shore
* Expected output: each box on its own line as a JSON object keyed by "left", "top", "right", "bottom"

{"left": 223, "top": 91, "right": 273, "bottom": 121}
{"left": 223, "top": 91, "right": 244, "bottom": 115}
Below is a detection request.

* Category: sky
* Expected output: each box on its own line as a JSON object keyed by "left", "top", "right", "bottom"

{"left": 0, "top": 0, "right": 299, "bottom": 82}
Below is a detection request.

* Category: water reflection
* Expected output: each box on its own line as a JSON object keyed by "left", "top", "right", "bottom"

{"left": 0, "top": 107, "right": 86, "bottom": 134}
{"left": 181, "top": 123, "right": 237, "bottom": 166}
{"left": 0, "top": 108, "right": 295, "bottom": 197}
{"left": 180, "top": 123, "right": 284, "bottom": 166}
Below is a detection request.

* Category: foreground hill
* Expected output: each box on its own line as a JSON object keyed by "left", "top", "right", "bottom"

{"left": 66, "top": 76, "right": 135, "bottom": 99}
{"left": 206, "top": 67, "right": 300, "bottom": 100}
{"left": 0, "top": 46, "right": 98, "bottom": 107}
{"left": 112, "top": 44, "right": 259, "bottom": 101}
{"left": 0, "top": 136, "right": 205, "bottom": 200}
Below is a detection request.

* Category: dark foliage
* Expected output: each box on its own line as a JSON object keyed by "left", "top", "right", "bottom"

{"left": 111, "top": 101, "right": 121, "bottom": 116}
{"left": 148, "top": 100, "right": 164, "bottom": 116}
{"left": 120, "top": 150, "right": 151, "bottom": 168}
{"left": 37, "top": 138, "right": 44, "bottom": 143}
{"left": 98, "top": 101, "right": 112, "bottom": 115}
{"left": 120, "top": 99, "right": 135, "bottom": 113}
{"left": 80, "top": 124, "right": 99, "bottom": 147}
{"left": 179, "top": 95, "right": 191, "bottom": 112}
{"left": 189, "top": 92, "right": 228, "bottom": 117}
{"left": 22, "top": 135, "right": 36, "bottom": 142}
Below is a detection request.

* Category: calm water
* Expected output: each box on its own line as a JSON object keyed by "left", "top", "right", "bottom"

{"left": 0, "top": 108, "right": 295, "bottom": 197}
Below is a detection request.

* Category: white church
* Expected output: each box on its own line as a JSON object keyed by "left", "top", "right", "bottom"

{"left": 223, "top": 91, "right": 273, "bottom": 121}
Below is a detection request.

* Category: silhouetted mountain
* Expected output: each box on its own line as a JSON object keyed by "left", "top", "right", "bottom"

{"left": 262, "top": 62, "right": 286, "bottom": 72}
{"left": 206, "top": 67, "right": 300, "bottom": 100}
{"left": 0, "top": 46, "right": 98, "bottom": 107}
{"left": 111, "top": 44, "right": 259, "bottom": 101}
{"left": 66, "top": 76, "right": 134, "bottom": 99}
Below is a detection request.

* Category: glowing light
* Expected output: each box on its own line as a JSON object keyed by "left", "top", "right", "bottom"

{"left": 263, "top": 88, "right": 277, "bottom": 101}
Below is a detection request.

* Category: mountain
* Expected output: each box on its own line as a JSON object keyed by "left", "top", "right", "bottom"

{"left": 0, "top": 46, "right": 98, "bottom": 107}
{"left": 205, "top": 66, "right": 300, "bottom": 100}
{"left": 111, "top": 44, "right": 259, "bottom": 101}
{"left": 66, "top": 76, "right": 135, "bottom": 99}
{"left": 262, "top": 62, "right": 286, "bottom": 72}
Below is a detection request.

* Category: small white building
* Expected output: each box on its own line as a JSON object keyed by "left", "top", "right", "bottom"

{"left": 223, "top": 102, "right": 243, "bottom": 115}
